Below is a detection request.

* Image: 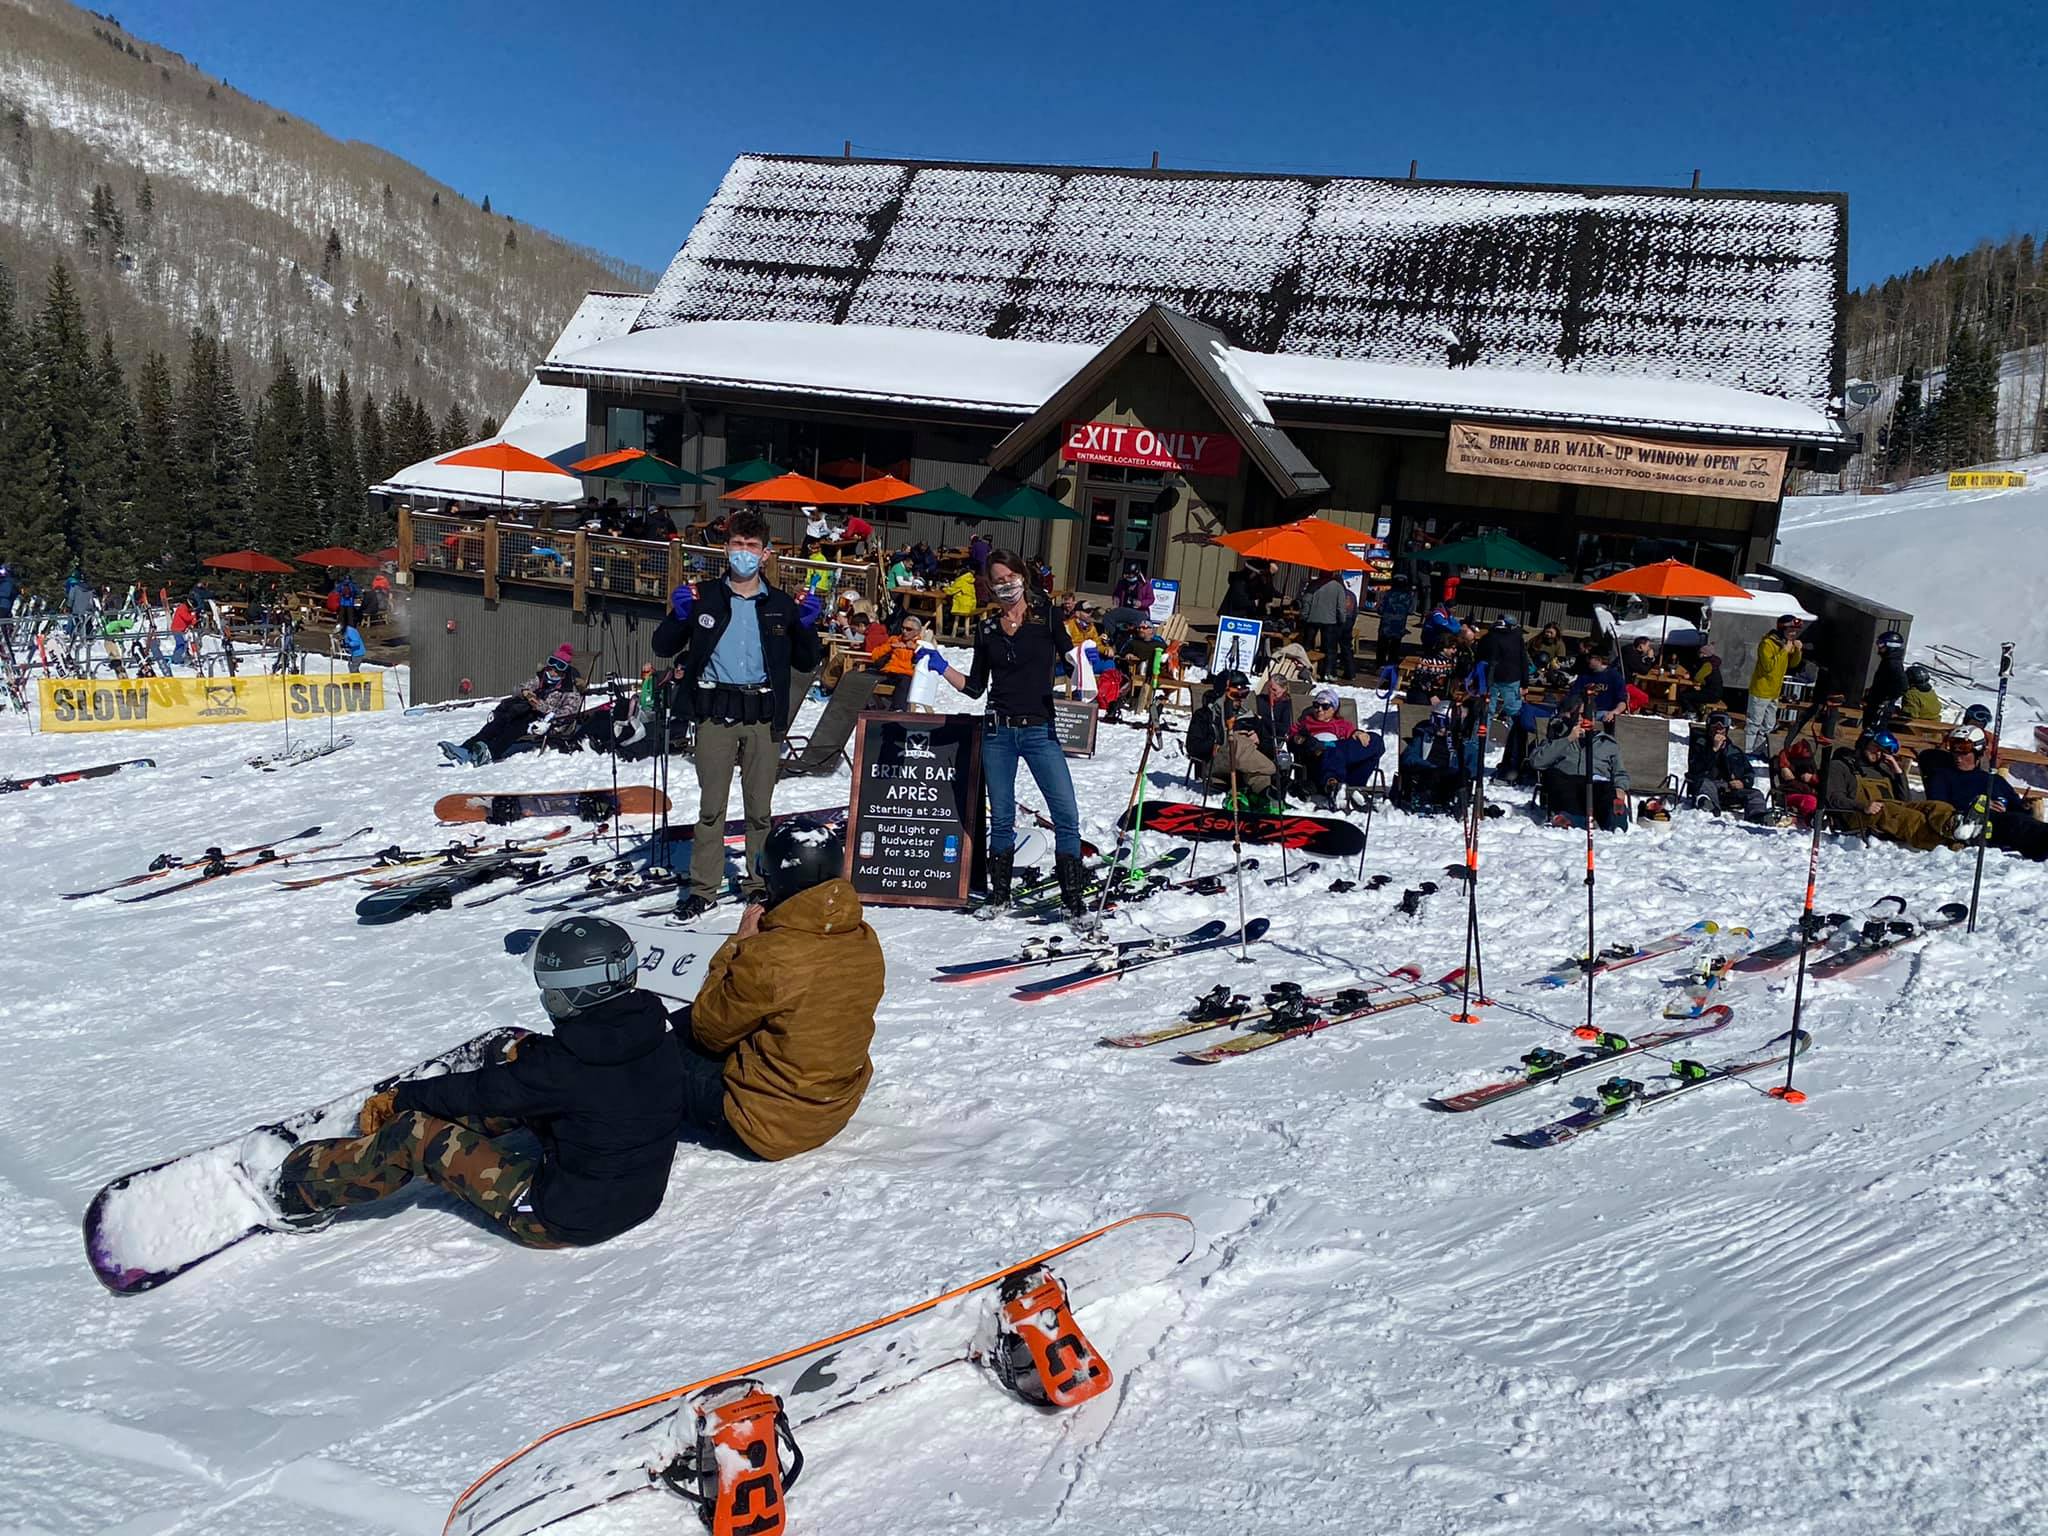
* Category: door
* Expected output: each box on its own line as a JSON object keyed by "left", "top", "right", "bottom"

{"left": 1076, "top": 468, "right": 1163, "bottom": 596}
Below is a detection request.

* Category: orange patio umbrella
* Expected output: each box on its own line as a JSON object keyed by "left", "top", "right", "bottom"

{"left": 1585, "top": 558, "right": 1752, "bottom": 643}
{"left": 1215, "top": 522, "right": 1372, "bottom": 573}
{"left": 723, "top": 472, "right": 863, "bottom": 505}
{"left": 841, "top": 474, "right": 925, "bottom": 505}
{"left": 203, "top": 549, "right": 297, "bottom": 574}
{"left": 296, "top": 545, "right": 380, "bottom": 568}
{"left": 437, "top": 440, "right": 577, "bottom": 508}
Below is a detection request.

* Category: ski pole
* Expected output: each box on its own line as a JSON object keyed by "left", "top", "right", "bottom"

{"left": 1774, "top": 721, "right": 1836, "bottom": 1103}
{"left": 1454, "top": 676, "right": 1489, "bottom": 1022}
{"left": 1966, "top": 641, "right": 2013, "bottom": 935}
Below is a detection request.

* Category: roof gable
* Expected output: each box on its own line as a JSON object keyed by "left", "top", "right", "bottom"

{"left": 639, "top": 155, "right": 1845, "bottom": 412}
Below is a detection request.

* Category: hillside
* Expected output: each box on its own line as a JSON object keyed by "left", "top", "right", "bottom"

{"left": 0, "top": 0, "right": 651, "bottom": 424}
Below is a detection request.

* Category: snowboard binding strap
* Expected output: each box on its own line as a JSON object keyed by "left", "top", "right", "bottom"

{"left": 659, "top": 1379, "right": 804, "bottom": 1536}
{"left": 992, "top": 1266, "right": 1112, "bottom": 1409}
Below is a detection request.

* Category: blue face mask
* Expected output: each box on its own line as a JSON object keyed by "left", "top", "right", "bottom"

{"left": 728, "top": 549, "right": 763, "bottom": 579}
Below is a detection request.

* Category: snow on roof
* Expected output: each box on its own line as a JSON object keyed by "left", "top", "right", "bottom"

{"left": 640, "top": 154, "right": 1845, "bottom": 413}
{"left": 371, "top": 420, "right": 586, "bottom": 507}
{"left": 500, "top": 290, "right": 646, "bottom": 431}
{"left": 550, "top": 318, "right": 1839, "bottom": 441}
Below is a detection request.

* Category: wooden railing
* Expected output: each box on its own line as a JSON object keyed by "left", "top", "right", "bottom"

{"left": 398, "top": 508, "right": 883, "bottom": 616}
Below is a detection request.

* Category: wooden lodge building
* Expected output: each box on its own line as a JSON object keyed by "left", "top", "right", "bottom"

{"left": 401, "top": 154, "right": 1850, "bottom": 700}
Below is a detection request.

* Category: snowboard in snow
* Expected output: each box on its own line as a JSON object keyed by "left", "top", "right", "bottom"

{"left": 1120, "top": 801, "right": 1368, "bottom": 856}
{"left": 83, "top": 1026, "right": 528, "bottom": 1294}
{"left": 434, "top": 786, "right": 671, "bottom": 825}
{"left": 504, "top": 917, "right": 735, "bottom": 1005}
{"left": 442, "top": 1212, "right": 1195, "bottom": 1536}
{"left": 355, "top": 850, "right": 546, "bottom": 923}
{"left": 3, "top": 756, "right": 155, "bottom": 793}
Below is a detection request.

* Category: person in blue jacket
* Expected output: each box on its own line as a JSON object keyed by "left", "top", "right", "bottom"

{"left": 1563, "top": 647, "right": 1628, "bottom": 723}
{"left": 339, "top": 624, "right": 367, "bottom": 663}
{"left": 0, "top": 563, "right": 17, "bottom": 618}
{"left": 1373, "top": 579, "right": 1416, "bottom": 669}
{"left": 1920, "top": 726, "right": 2048, "bottom": 860}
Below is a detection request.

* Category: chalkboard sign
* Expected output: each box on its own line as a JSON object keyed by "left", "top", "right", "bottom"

{"left": 844, "top": 711, "right": 981, "bottom": 908}
{"left": 1052, "top": 696, "right": 1099, "bottom": 757}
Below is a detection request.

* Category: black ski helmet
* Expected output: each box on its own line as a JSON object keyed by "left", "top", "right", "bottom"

{"left": 1905, "top": 663, "right": 1932, "bottom": 690}
{"left": 531, "top": 915, "right": 638, "bottom": 1019}
{"left": 755, "top": 818, "right": 844, "bottom": 908}
{"left": 1493, "top": 614, "right": 1517, "bottom": 629}
{"left": 1963, "top": 703, "right": 1993, "bottom": 728}
{"left": 1878, "top": 629, "right": 1905, "bottom": 652}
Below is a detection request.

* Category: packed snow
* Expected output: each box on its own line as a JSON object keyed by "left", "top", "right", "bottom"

{"left": 4, "top": 484, "right": 2045, "bottom": 1534}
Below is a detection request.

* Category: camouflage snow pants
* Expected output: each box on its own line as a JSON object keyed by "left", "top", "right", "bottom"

{"left": 278, "top": 1111, "right": 567, "bottom": 1248}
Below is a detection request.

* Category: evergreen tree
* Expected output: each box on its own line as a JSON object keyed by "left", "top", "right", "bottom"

{"left": 481, "top": 194, "right": 491, "bottom": 214}
{"left": 0, "top": 254, "right": 68, "bottom": 589}
{"left": 1884, "top": 366, "right": 1922, "bottom": 478}
{"left": 30, "top": 260, "right": 97, "bottom": 573}
{"left": 178, "top": 326, "right": 253, "bottom": 563}
{"left": 478, "top": 414, "right": 499, "bottom": 439}
{"left": 77, "top": 334, "right": 140, "bottom": 582}
{"left": 504, "top": 221, "right": 517, "bottom": 252}
{"left": 250, "top": 343, "right": 315, "bottom": 554}
{"left": 321, "top": 227, "right": 343, "bottom": 282}
{"left": 133, "top": 349, "right": 184, "bottom": 581}
{"left": 302, "top": 373, "right": 336, "bottom": 545}
{"left": 1927, "top": 326, "right": 2001, "bottom": 470}
{"left": 439, "top": 400, "right": 473, "bottom": 452}
{"left": 358, "top": 390, "right": 388, "bottom": 485}
{"left": 329, "top": 370, "right": 363, "bottom": 543}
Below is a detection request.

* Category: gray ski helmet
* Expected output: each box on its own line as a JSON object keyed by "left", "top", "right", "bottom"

{"left": 755, "top": 817, "right": 844, "bottom": 908}
{"left": 1493, "top": 614, "right": 1517, "bottom": 629}
{"left": 531, "top": 915, "right": 638, "bottom": 1019}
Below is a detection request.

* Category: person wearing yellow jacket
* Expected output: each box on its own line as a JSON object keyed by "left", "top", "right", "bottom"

{"left": 1744, "top": 614, "right": 1804, "bottom": 757}
{"left": 679, "top": 818, "right": 882, "bottom": 1160}
{"left": 943, "top": 568, "right": 981, "bottom": 638}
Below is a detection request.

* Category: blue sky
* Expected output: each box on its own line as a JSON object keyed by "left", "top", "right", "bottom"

{"left": 113, "top": 0, "right": 2044, "bottom": 289}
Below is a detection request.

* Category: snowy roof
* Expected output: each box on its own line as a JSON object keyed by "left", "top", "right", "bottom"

{"left": 499, "top": 290, "right": 646, "bottom": 432}
{"left": 639, "top": 154, "right": 1847, "bottom": 415}
{"left": 549, "top": 317, "right": 1842, "bottom": 443}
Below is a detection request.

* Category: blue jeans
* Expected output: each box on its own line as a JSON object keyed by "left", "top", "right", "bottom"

{"left": 1487, "top": 681, "right": 1522, "bottom": 724}
{"left": 982, "top": 719, "right": 1080, "bottom": 858}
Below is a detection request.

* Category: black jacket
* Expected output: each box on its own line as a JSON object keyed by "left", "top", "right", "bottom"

{"left": 652, "top": 577, "right": 823, "bottom": 741}
{"left": 1473, "top": 627, "right": 1528, "bottom": 686}
{"left": 393, "top": 991, "right": 685, "bottom": 1245}
{"left": 1686, "top": 737, "right": 1750, "bottom": 794}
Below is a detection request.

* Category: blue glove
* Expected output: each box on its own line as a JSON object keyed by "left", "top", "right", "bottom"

{"left": 797, "top": 591, "right": 822, "bottom": 627}
{"left": 919, "top": 649, "right": 950, "bottom": 675}
{"left": 669, "top": 583, "right": 694, "bottom": 622}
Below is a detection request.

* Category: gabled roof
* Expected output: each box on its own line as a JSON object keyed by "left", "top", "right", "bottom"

{"left": 986, "top": 306, "right": 1329, "bottom": 497}
{"left": 638, "top": 154, "right": 1846, "bottom": 415}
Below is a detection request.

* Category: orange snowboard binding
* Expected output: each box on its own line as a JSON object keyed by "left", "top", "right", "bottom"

{"left": 992, "top": 1265, "right": 1113, "bottom": 1408}
{"left": 658, "top": 1379, "right": 803, "bottom": 1536}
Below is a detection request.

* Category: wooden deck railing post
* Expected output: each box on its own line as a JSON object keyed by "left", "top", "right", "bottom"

{"left": 668, "top": 537, "right": 686, "bottom": 599}
{"left": 396, "top": 505, "right": 413, "bottom": 579}
{"left": 572, "top": 529, "right": 589, "bottom": 616}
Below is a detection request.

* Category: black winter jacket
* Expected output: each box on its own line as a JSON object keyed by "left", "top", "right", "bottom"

{"left": 1686, "top": 738, "right": 1751, "bottom": 794}
{"left": 1473, "top": 627, "right": 1528, "bottom": 687}
{"left": 652, "top": 577, "right": 823, "bottom": 741}
{"left": 394, "top": 991, "right": 686, "bottom": 1245}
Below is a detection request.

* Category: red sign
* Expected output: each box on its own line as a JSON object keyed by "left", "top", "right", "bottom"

{"left": 1062, "top": 421, "right": 1242, "bottom": 478}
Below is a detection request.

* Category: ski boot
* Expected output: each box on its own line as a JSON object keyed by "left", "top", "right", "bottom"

{"left": 979, "top": 848, "right": 1016, "bottom": 919}
{"left": 1520, "top": 1045, "right": 1571, "bottom": 1078}
{"left": 1054, "top": 854, "right": 1095, "bottom": 932}
{"left": 658, "top": 1378, "right": 803, "bottom": 1536}
{"left": 991, "top": 1265, "right": 1112, "bottom": 1408}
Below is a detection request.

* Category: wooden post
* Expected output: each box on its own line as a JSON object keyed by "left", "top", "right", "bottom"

{"left": 482, "top": 517, "right": 500, "bottom": 602}
{"left": 572, "top": 528, "right": 589, "bottom": 616}
{"left": 668, "top": 537, "right": 686, "bottom": 599}
{"left": 396, "top": 505, "right": 412, "bottom": 578}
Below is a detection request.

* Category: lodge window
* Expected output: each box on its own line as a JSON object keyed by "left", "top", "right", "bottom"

{"left": 722, "top": 414, "right": 917, "bottom": 517}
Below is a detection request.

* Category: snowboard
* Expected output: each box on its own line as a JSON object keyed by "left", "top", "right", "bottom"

{"left": 504, "top": 917, "right": 735, "bottom": 1005}
{"left": 434, "top": 786, "right": 671, "bottom": 825}
{"left": 3, "top": 757, "right": 155, "bottom": 793}
{"left": 356, "top": 850, "right": 549, "bottom": 923}
{"left": 443, "top": 1212, "right": 1195, "bottom": 1536}
{"left": 1120, "top": 801, "right": 1368, "bottom": 856}
{"left": 83, "top": 1026, "right": 528, "bottom": 1295}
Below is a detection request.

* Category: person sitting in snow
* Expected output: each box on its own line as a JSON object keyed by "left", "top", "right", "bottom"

{"left": 1918, "top": 726, "right": 2048, "bottom": 861}
{"left": 1822, "top": 729, "right": 1978, "bottom": 851}
{"left": 439, "top": 644, "right": 583, "bottom": 766}
{"left": 1394, "top": 698, "right": 1477, "bottom": 815}
{"left": 1529, "top": 704, "right": 1630, "bottom": 830}
{"left": 1773, "top": 736, "right": 1823, "bottom": 823}
{"left": 1292, "top": 686, "right": 1384, "bottom": 809}
{"left": 1900, "top": 663, "right": 1944, "bottom": 722}
{"left": 1685, "top": 711, "right": 1766, "bottom": 817}
{"left": 669, "top": 818, "right": 883, "bottom": 1160}
{"left": 243, "top": 913, "right": 687, "bottom": 1246}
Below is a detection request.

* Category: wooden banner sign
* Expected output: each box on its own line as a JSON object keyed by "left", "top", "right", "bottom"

{"left": 1446, "top": 422, "right": 1787, "bottom": 503}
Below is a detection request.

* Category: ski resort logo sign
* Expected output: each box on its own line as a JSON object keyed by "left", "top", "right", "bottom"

{"left": 39, "top": 674, "right": 387, "bottom": 732}
{"left": 1063, "top": 421, "right": 1242, "bottom": 477}
{"left": 1446, "top": 422, "right": 1788, "bottom": 502}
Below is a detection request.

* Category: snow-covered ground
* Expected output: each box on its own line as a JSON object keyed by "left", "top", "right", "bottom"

{"left": 5, "top": 484, "right": 2046, "bottom": 1534}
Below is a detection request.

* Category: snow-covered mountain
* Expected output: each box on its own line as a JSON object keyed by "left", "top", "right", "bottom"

{"left": 0, "top": 0, "right": 649, "bottom": 419}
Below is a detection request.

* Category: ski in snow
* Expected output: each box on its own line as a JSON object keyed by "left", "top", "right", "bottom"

{"left": 1499, "top": 1028, "right": 1810, "bottom": 1148}
{"left": 63, "top": 824, "right": 326, "bottom": 898}
{"left": 1012, "top": 920, "right": 1270, "bottom": 1001}
{"left": 1099, "top": 966, "right": 1424, "bottom": 1049}
{"left": 118, "top": 827, "right": 375, "bottom": 902}
{"left": 1522, "top": 919, "right": 1726, "bottom": 989}
{"left": 4, "top": 757, "right": 156, "bottom": 793}
{"left": 937, "top": 920, "right": 1227, "bottom": 984}
{"left": 1425, "top": 1005, "right": 1736, "bottom": 1112}
{"left": 248, "top": 734, "right": 355, "bottom": 771}
{"left": 1806, "top": 901, "right": 1969, "bottom": 981}
{"left": 1177, "top": 967, "right": 1469, "bottom": 1063}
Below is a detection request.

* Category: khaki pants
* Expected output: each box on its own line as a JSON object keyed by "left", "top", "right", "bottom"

{"left": 693, "top": 719, "right": 777, "bottom": 902}
{"left": 1851, "top": 791, "right": 1963, "bottom": 851}
{"left": 1209, "top": 735, "right": 1276, "bottom": 794}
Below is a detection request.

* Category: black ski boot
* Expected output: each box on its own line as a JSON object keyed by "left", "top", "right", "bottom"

{"left": 988, "top": 849, "right": 1015, "bottom": 907}
{"left": 1054, "top": 853, "right": 1092, "bottom": 926}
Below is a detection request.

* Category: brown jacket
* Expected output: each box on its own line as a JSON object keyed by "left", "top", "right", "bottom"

{"left": 691, "top": 878, "right": 881, "bottom": 1160}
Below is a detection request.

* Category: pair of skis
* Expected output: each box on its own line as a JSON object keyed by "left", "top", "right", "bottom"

{"left": 934, "top": 918, "right": 1271, "bottom": 1000}
{"left": 1098, "top": 965, "right": 1472, "bottom": 1062}
{"left": 115, "top": 826, "right": 377, "bottom": 902}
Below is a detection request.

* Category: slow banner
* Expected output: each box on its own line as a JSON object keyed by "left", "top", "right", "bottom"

{"left": 39, "top": 674, "right": 386, "bottom": 732}
{"left": 1446, "top": 421, "right": 1787, "bottom": 503}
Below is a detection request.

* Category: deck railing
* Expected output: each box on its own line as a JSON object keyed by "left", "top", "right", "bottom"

{"left": 398, "top": 508, "right": 882, "bottom": 616}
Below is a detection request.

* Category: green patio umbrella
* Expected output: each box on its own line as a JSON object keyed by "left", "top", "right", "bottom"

{"left": 599, "top": 454, "right": 710, "bottom": 488}
{"left": 1419, "top": 529, "right": 1566, "bottom": 576}
{"left": 986, "top": 485, "right": 1080, "bottom": 522}
{"left": 702, "top": 457, "right": 788, "bottom": 485}
{"left": 892, "top": 486, "right": 1017, "bottom": 523}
